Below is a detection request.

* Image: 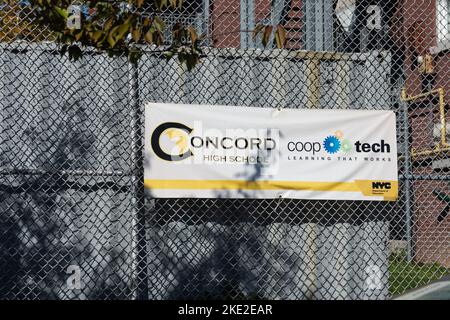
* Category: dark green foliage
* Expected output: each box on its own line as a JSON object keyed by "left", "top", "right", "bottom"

{"left": 29, "top": 1, "right": 202, "bottom": 69}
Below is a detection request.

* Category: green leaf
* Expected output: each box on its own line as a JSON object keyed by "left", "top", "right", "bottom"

{"left": 153, "top": 16, "right": 165, "bottom": 32}
{"left": 107, "top": 26, "right": 119, "bottom": 47}
{"left": 104, "top": 18, "right": 114, "bottom": 31}
{"left": 54, "top": 6, "right": 68, "bottom": 19}
{"left": 163, "top": 50, "right": 175, "bottom": 60}
{"left": 132, "top": 28, "right": 141, "bottom": 42}
{"left": 262, "top": 25, "right": 273, "bottom": 47}
{"left": 187, "top": 26, "right": 197, "bottom": 44}
{"left": 107, "top": 19, "right": 131, "bottom": 48}
{"left": 91, "top": 30, "right": 103, "bottom": 43}
{"left": 144, "top": 30, "right": 153, "bottom": 44}
{"left": 155, "top": 0, "right": 168, "bottom": 10}
{"left": 274, "top": 25, "right": 287, "bottom": 49}
{"left": 74, "top": 30, "right": 84, "bottom": 41}
{"left": 252, "top": 24, "right": 264, "bottom": 40}
{"left": 154, "top": 30, "right": 164, "bottom": 46}
{"left": 172, "top": 22, "right": 182, "bottom": 34}
{"left": 169, "top": 0, "right": 183, "bottom": 8}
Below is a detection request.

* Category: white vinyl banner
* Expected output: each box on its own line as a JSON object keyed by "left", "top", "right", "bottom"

{"left": 144, "top": 103, "right": 398, "bottom": 201}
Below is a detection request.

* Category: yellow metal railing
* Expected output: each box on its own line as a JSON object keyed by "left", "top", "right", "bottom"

{"left": 400, "top": 87, "right": 449, "bottom": 158}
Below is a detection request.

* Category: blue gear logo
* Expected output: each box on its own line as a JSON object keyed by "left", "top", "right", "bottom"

{"left": 323, "top": 135, "right": 341, "bottom": 154}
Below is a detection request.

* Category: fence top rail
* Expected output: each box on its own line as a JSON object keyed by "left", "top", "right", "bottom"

{"left": 0, "top": 41, "right": 389, "bottom": 62}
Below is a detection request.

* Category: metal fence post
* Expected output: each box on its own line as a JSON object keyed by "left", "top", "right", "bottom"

{"left": 129, "top": 59, "right": 149, "bottom": 300}
{"left": 401, "top": 99, "right": 413, "bottom": 263}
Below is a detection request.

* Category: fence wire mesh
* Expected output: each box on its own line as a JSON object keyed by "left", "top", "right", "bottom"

{"left": 0, "top": 0, "right": 449, "bottom": 300}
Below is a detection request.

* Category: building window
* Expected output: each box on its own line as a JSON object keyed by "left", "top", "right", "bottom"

{"left": 437, "top": 0, "right": 450, "bottom": 50}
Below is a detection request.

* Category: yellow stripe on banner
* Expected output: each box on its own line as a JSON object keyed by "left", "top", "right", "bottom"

{"left": 144, "top": 179, "right": 359, "bottom": 192}
{"left": 144, "top": 179, "right": 399, "bottom": 200}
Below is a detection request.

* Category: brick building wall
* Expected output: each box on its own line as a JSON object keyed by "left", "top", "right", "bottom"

{"left": 401, "top": 0, "right": 450, "bottom": 267}
{"left": 210, "top": 0, "right": 241, "bottom": 47}
{"left": 211, "top": 0, "right": 303, "bottom": 48}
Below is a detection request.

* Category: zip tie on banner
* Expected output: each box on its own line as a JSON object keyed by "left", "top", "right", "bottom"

{"left": 272, "top": 105, "right": 282, "bottom": 117}
{"left": 274, "top": 193, "right": 284, "bottom": 212}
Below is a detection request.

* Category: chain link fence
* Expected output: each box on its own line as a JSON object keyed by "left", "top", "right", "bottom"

{"left": 0, "top": 0, "right": 449, "bottom": 299}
